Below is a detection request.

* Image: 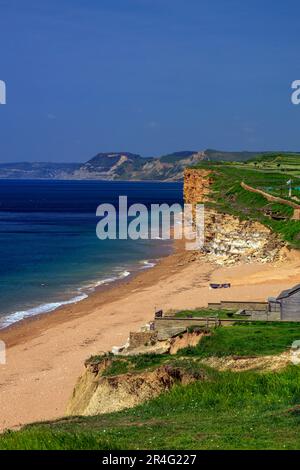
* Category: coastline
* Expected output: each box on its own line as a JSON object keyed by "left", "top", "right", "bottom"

{"left": 0, "top": 242, "right": 175, "bottom": 349}
{"left": 1, "top": 241, "right": 300, "bottom": 431}
{"left": 0, "top": 253, "right": 167, "bottom": 331}
{"left": 0, "top": 178, "right": 182, "bottom": 329}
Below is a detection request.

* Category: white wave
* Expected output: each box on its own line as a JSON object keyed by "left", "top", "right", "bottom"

{"left": 81, "top": 269, "right": 131, "bottom": 291}
{"left": 140, "top": 260, "right": 156, "bottom": 269}
{"left": 120, "top": 270, "right": 131, "bottom": 278}
{"left": 0, "top": 267, "right": 139, "bottom": 330}
{"left": 0, "top": 293, "right": 88, "bottom": 329}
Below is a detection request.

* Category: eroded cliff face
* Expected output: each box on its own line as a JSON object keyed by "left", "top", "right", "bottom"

{"left": 183, "top": 168, "right": 286, "bottom": 265}
{"left": 183, "top": 168, "right": 212, "bottom": 204}
{"left": 67, "top": 347, "right": 293, "bottom": 417}
{"left": 204, "top": 210, "right": 286, "bottom": 265}
{"left": 66, "top": 358, "right": 202, "bottom": 417}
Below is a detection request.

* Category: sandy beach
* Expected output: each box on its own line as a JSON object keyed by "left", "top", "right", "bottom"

{"left": 1, "top": 241, "right": 300, "bottom": 431}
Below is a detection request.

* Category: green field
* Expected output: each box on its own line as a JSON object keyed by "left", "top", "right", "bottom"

{"left": 229, "top": 153, "right": 300, "bottom": 200}
{"left": 1, "top": 322, "right": 300, "bottom": 450}
{"left": 246, "top": 153, "right": 300, "bottom": 176}
{"left": 178, "top": 322, "right": 300, "bottom": 357}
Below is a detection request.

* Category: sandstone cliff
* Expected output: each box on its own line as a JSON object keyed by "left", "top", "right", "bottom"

{"left": 66, "top": 358, "right": 203, "bottom": 417}
{"left": 183, "top": 168, "right": 286, "bottom": 265}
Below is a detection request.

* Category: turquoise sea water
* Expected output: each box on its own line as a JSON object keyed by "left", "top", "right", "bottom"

{"left": 0, "top": 180, "right": 183, "bottom": 328}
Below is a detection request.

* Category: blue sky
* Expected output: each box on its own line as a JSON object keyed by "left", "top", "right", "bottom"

{"left": 1, "top": 0, "right": 300, "bottom": 162}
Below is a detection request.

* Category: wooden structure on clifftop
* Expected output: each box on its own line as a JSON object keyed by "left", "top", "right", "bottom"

{"left": 274, "top": 284, "right": 300, "bottom": 321}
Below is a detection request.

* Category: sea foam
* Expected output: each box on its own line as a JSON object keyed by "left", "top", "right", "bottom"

{"left": 0, "top": 293, "right": 88, "bottom": 329}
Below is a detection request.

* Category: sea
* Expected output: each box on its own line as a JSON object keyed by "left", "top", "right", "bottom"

{"left": 0, "top": 180, "right": 183, "bottom": 329}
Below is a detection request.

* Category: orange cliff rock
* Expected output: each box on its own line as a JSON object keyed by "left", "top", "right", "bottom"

{"left": 183, "top": 167, "right": 286, "bottom": 265}
{"left": 183, "top": 168, "right": 212, "bottom": 205}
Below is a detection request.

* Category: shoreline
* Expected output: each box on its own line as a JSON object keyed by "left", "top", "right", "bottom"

{"left": 0, "top": 236, "right": 174, "bottom": 331}
{"left": 0, "top": 257, "right": 157, "bottom": 331}
{"left": 0, "top": 242, "right": 176, "bottom": 349}
{"left": 1, "top": 241, "right": 300, "bottom": 431}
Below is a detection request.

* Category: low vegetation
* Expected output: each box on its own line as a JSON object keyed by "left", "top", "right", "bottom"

{"left": 102, "top": 354, "right": 167, "bottom": 377}
{"left": 1, "top": 365, "right": 300, "bottom": 450}
{"left": 246, "top": 152, "right": 300, "bottom": 176}
{"left": 174, "top": 308, "right": 237, "bottom": 319}
{"left": 179, "top": 322, "right": 300, "bottom": 357}
{"left": 1, "top": 321, "right": 300, "bottom": 450}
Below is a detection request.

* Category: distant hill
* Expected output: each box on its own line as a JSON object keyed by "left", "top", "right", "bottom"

{"left": 159, "top": 151, "right": 198, "bottom": 163}
{"left": 0, "top": 162, "right": 80, "bottom": 179}
{"left": 73, "top": 151, "right": 206, "bottom": 181}
{"left": 72, "top": 152, "right": 153, "bottom": 180}
{"left": 204, "top": 149, "right": 263, "bottom": 162}
{"left": 246, "top": 152, "right": 300, "bottom": 164}
{"left": 0, "top": 149, "right": 294, "bottom": 181}
{"left": 0, "top": 151, "right": 206, "bottom": 181}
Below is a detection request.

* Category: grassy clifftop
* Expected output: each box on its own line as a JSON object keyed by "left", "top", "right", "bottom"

{"left": 191, "top": 160, "right": 300, "bottom": 248}
{"left": 1, "top": 321, "right": 300, "bottom": 450}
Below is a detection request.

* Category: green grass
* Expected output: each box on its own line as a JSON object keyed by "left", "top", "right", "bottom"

{"left": 2, "top": 366, "right": 300, "bottom": 449}
{"left": 178, "top": 322, "right": 300, "bottom": 357}
{"left": 102, "top": 354, "right": 167, "bottom": 376}
{"left": 85, "top": 351, "right": 169, "bottom": 377}
{"left": 174, "top": 308, "right": 237, "bottom": 319}
{"left": 246, "top": 152, "right": 300, "bottom": 177}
